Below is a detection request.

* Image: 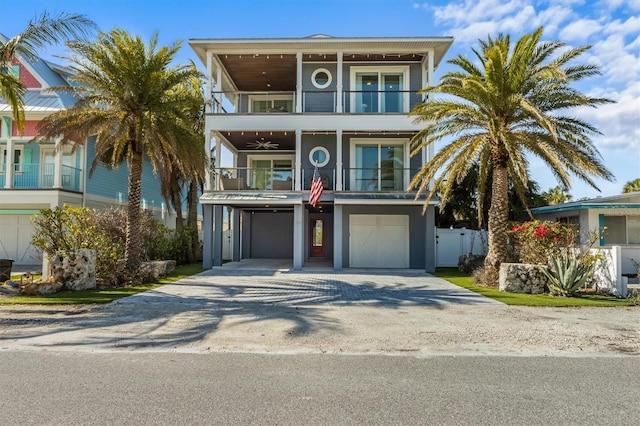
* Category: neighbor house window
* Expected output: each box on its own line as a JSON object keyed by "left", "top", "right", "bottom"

{"left": 603, "top": 215, "right": 640, "bottom": 244}
{"left": 2, "top": 148, "right": 23, "bottom": 172}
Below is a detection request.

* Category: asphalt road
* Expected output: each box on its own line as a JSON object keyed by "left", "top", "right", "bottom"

{"left": 0, "top": 351, "right": 637, "bottom": 425}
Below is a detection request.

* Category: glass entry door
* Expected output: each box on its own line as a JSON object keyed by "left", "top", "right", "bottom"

{"left": 310, "top": 218, "right": 325, "bottom": 257}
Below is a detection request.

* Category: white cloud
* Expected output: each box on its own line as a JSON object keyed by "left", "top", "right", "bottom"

{"left": 577, "top": 84, "right": 640, "bottom": 151}
{"left": 559, "top": 19, "right": 602, "bottom": 41}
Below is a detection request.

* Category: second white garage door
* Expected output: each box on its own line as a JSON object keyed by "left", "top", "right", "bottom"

{"left": 349, "top": 215, "right": 409, "bottom": 268}
{"left": 0, "top": 214, "right": 40, "bottom": 265}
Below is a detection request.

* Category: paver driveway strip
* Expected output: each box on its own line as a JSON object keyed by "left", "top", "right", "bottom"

{"left": 0, "top": 269, "right": 638, "bottom": 357}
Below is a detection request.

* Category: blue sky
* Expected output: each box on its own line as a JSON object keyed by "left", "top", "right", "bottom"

{"left": 2, "top": 0, "right": 638, "bottom": 199}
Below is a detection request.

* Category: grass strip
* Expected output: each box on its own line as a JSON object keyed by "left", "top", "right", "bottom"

{"left": 433, "top": 268, "right": 635, "bottom": 307}
{"left": 0, "top": 263, "right": 203, "bottom": 305}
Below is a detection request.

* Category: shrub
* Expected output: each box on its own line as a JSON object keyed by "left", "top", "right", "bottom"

{"left": 508, "top": 220, "right": 576, "bottom": 264}
{"left": 539, "top": 252, "right": 594, "bottom": 297}
{"left": 31, "top": 205, "right": 198, "bottom": 286}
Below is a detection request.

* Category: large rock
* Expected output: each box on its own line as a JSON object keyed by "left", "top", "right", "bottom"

{"left": 50, "top": 249, "right": 97, "bottom": 291}
{"left": 115, "top": 259, "right": 176, "bottom": 283}
{"left": 499, "top": 263, "right": 549, "bottom": 294}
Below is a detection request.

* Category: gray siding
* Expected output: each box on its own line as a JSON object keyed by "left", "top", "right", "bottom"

{"left": 301, "top": 134, "right": 336, "bottom": 189}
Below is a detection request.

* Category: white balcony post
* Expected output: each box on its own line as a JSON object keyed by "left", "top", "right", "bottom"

{"left": 4, "top": 134, "right": 14, "bottom": 189}
{"left": 296, "top": 52, "right": 303, "bottom": 113}
{"left": 335, "top": 129, "right": 343, "bottom": 190}
{"left": 295, "top": 129, "right": 302, "bottom": 190}
{"left": 204, "top": 125, "right": 213, "bottom": 191}
{"left": 53, "top": 137, "right": 63, "bottom": 188}
{"left": 205, "top": 50, "right": 213, "bottom": 113}
{"left": 215, "top": 60, "right": 223, "bottom": 111}
{"left": 336, "top": 51, "right": 343, "bottom": 113}
{"left": 215, "top": 134, "right": 222, "bottom": 190}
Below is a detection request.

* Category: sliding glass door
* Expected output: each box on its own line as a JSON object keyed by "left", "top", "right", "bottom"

{"left": 352, "top": 141, "right": 405, "bottom": 191}
{"left": 352, "top": 67, "right": 407, "bottom": 113}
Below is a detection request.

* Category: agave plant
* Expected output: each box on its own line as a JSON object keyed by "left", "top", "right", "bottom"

{"left": 540, "top": 253, "right": 594, "bottom": 297}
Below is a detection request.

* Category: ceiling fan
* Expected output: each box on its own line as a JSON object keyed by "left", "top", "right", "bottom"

{"left": 247, "top": 140, "right": 280, "bottom": 150}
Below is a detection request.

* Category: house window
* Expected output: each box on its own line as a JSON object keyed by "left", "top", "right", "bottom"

{"left": 10, "top": 65, "right": 20, "bottom": 79}
{"left": 248, "top": 156, "right": 294, "bottom": 190}
{"left": 309, "top": 146, "right": 329, "bottom": 167}
{"left": 248, "top": 95, "right": 293, "bottom": 113}
{"left": 2, "top": 148, "right": 23, "bottom": 172}
{"left": 350, "top": 66, "right": 409, "bottom": 113}
{"left": 603, "top": 215, "right": 640, "bottom": 244}
{"left": 311, "top": 68, "right": 332, "bottom": 89}
{"left": 350, "top": 138, "right": 408, "bottom": 191}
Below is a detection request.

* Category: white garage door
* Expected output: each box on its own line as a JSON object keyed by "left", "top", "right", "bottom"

{"left": 0, "top": 215, "right": 40, "bottom": 264}
{"left": 349, "top": 215, "right": 409, "bottom": 268}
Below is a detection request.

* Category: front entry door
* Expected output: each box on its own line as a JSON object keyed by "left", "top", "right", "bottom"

{"left": 310, "top": 218, "right": 325, "bottom": 257}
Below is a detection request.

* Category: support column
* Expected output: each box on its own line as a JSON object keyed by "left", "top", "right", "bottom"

{"left": 53, "top": 137, "right": 63, "bottom": 188}
{"left": 333, "top": 204, "right": 343, "bottom": 271}
{"left": 204, "top": 126, "right": 213, "bottom": 191}
{"left": 335, "top": 129, "right": 343, "bottom": 190}
{"left": 296, "top": 52, "right": 303, "bottom": 113}
{"left": 336, "top": 51, "right": 343, "bottom": 113}
{"left": 215, "top": 61, "right": 223, "bottom": 110}
{"left": 232, "top": 207, "right": 241, "bottom": 261}
{"left": 293, "top": 203, "right": 303, "bottom": 270}
{"left": 295, "top": 129, "right": 302, "bottom": 190}
{"left": 205, "top": 50, "right": 213, "bottom": 113}
{"left": 4, "top": 136, "right": 14, "bottom": 189}
{"left": 213, "top": 204, "right": 224, "bottom": 266}
{"left": 425, "top": 205, "right": 436, "bottom": 273}
{"left": 202, "top": 204, "right": 214, "bottom": 269}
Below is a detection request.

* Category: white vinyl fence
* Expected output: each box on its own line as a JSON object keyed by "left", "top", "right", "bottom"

{"left": 436, "top": 228, "right": 488, "bottom": 267}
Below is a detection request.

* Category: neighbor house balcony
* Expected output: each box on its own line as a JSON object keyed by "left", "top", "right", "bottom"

{"left": 0, "top": 163, "right": 83, "bottom": 191}
{"left": 211, "top": 90, "right": 422, "bottom": 114}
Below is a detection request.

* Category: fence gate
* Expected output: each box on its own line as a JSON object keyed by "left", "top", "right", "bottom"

{"left": 436, "top": 228, "right": 487, "bottom": 267}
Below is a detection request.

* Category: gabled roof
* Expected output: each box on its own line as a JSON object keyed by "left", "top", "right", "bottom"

{"left": 0, "top": 33, "right": 77, "bottom": 114}
{"left": 531, "top": 192, "right": 640, "bottom": 214}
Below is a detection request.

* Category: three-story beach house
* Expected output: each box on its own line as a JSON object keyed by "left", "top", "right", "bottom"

{"left": 190, "top": 35, "right": 453, "bottom": 271}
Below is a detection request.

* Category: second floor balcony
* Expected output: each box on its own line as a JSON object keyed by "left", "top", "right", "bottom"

{"left": 211, "top": 166, "right": 421, "bottom": 193}
{"left": 0, "top": 163, "right": 83, "bottom": 191}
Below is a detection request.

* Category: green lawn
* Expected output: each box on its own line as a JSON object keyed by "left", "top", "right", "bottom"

{"left": 0, "top": 263, "right": 203, "bottom": 305}
{"left": 433, "top": 268, "right": 636, "bottom": 307}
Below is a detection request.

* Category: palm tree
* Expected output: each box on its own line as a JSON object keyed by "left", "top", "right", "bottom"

{"left": 409, "top": 27, "right": 614, "bottom": 284}
{"left": 37, "top": 29, "right": 204, "bottom": 282}
{"left": 622, "top": 178, "right": 640, "bottom": 194}
{"left": 0, "top": 11, "right": 95, "bottom": 131}
{"left": 541, "top": 185, "right": 573, "bottom": 205}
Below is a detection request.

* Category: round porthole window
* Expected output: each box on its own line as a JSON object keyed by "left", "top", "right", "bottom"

{"left": 309, "top": 146, "right": 330, "bottom": 167}
{"left": 311, "top": 68, "right": 332, "bottom": 89}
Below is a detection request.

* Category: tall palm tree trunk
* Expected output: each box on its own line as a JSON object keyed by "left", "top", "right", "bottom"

{"left": 484, "top": 163, "right": 510, "bottom": 284}
{"left": 125, "top": 151, "right": 144, "bottom": 280}
{"left": 186, "top": 180, "right": 201, "bottom": 262}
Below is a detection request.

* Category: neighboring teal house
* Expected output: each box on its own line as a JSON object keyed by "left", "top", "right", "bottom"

{"left": 0, "top": 38, "right": 173, "bottom": 266}
{"left": 531, "top": 192, "right": 640, "bottom": 276}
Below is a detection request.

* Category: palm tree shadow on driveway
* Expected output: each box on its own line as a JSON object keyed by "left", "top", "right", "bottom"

{"left": 0, "top": 270, "right": 498, "bottom": 350}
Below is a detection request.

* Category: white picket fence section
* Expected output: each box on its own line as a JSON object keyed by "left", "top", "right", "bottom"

{"left": 436, "top": 228, "right": 488, "bottom": 267}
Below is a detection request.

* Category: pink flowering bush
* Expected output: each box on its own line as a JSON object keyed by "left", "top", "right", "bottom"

{"left": 508, "top": 220, "right": 576, "bottom": 265}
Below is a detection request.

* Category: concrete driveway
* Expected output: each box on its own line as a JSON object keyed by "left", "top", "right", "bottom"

{"left": 1, "top": 266, "right": 638, "bottom": 357}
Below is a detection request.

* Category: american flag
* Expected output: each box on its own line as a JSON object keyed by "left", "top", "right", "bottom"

{"left": 309, "top": 164, "right": 323, "bottom": 207}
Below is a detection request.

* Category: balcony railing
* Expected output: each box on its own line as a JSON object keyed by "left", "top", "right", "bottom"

{"left": 215, "top": 167, "right": 295, "bottom": 191}
{"left": 209, "top": 90, "right": 423, "bottom": 114}
{"left": 0, "top": 163, "right": 82, "bottom": 191}
{"left": 211, "top": 167, "right": 419, "bottom": 192}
